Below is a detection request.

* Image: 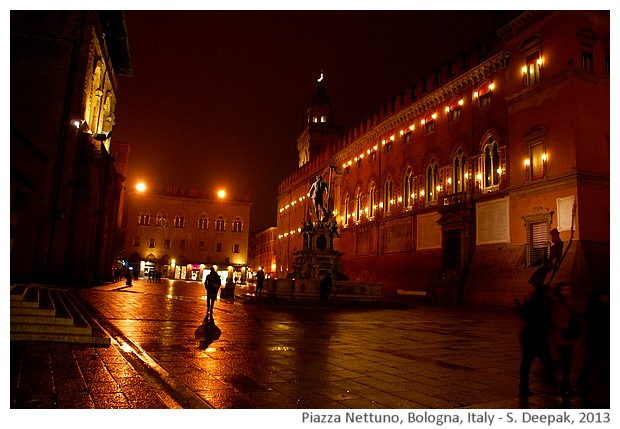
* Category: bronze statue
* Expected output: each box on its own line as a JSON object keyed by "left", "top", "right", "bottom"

{"left": 308, "top": 175, "right": 329, "bottom": 221}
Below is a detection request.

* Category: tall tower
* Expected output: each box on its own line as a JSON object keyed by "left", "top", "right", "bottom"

{"left": 297, "top": 72, "right": 342, "bottom": 167}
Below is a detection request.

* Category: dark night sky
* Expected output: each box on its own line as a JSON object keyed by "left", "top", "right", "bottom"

{"left": 112, "top": 9, "right": 520, "bottom": 232}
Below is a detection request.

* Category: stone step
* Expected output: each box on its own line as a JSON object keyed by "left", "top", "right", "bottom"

{"left": 9, "top": 285, "right": 110, "bottom": 346}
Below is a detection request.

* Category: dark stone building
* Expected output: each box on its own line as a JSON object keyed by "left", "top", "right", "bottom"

{"left": 11, "top": 11, "right": 132, "bottom": 286}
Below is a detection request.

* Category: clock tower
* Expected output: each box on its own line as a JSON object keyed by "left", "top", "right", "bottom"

{"left": 297, "top": 72, "right": 342, "bottom": 167}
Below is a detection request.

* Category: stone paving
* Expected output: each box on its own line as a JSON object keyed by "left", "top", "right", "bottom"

{"left": 10, "top": 279, "right": 610, "bottom": 410}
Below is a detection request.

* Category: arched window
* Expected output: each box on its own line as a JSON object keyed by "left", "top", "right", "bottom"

{"left": 476, "top": 80, "right": 494, "bottom": 107}
{"left": 138, "top": 210, "right": 151, "bottom": 226}
{"left": 403, "top": 167, "right": 415, "bottom": 209}
{"left": 483, "top": 136, "right": 501, "bottom": 189}
{"left": 344, "top": 194, "right": 350, "bottom": 223}
{"left": 215, "top": 216, "right": 225, "bottom": 232}
{"left": 232, "top": 217, "right": 243, "bottom": 233}
{"left": 197, "top": 215, "right": 208, "bottom": 230}
{"left": 453, "top": 149, "right": 467, "bottom": 193}
{"left": 156, "top": 212, "right": 167, "bottom": 227}
{"left": 426, "top": 159, "right": 439, "bottom": 202}
{"left": 384, "top": 175, "right": 393, "bottom": 213}
{"left": 447, "top": 96, "right": 463, "bottom": 122}
{"left": 174, "top": 212, "right": 186, "bottom": 228}
{"left": 368, "top": 183, "right": 377, "bottom": 218}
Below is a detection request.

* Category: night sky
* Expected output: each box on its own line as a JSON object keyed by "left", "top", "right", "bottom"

{"left": 112, "top": 9, "right": 520, "bottom": 232}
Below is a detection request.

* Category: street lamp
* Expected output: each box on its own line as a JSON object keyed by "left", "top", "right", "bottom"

{"left": 136, "top": 182, "right": 146, "bottom": 192}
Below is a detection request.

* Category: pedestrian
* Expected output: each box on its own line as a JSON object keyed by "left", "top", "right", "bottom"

{"left": 125, "top": 267, "right": 133, "bottom": 286}
{"left": 577, "top": 288, "right": 610, "bottom": 398}
{"left": 204, "top": 267, "right": 221, "bottom": 320}
{"left": 547, "top": 228, "right": 564, "bottom": 273}
{"left": 320, "top": 272, "right": 332, "bottom": 300}
{"left": 147, "top": 270, "right": 153, "bottom": 283}
{"left": 550, "top": 282, "right": 580, "bottom": 397}
{"left": 518, "top": 266, "right": 554, "bottom": 397}
{"left": 156, "top": 270, "right": 161, "bottom": 283}
{"left": 255, "top": 268, "right": 265, "bottom": 297}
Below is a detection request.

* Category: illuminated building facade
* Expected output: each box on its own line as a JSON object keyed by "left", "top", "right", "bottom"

{"left": 11, "top": 11, "right": 131, "bottom": 286}
{"left": 119, "top": 187, "right": 251, "bottom": 283}
{"left": 276, "top": 11, "right": 610, "bottom": 307}
{"left": 248, "top": 227, "right": 278, "bottom": 278}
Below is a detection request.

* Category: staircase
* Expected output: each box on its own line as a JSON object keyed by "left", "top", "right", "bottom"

{"left": 10, "top": 284, "right": 110, "bottom": 346}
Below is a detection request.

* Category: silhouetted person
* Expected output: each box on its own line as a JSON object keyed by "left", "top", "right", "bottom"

{"left": 550, "top": 282, "right": 579, "bottom": 397}
{"left": 308, "top": 175, "right": 329, "bottom": 221}
{"left": 547, "top": 228, "right": 564, "bottom": 273}
{"left": 577, "top": 288, "right": 610, "bottom": 399}
{"left": 320, "top": 272, "right": 332, "bottom": 300}
{"left": 518, "top": 266, "right": 554, "bottom": 397}
{"left": 255, "top": 268, "right": 265, "bottom": 297}
{"left": 204, "top": 267, "right": 221, "bottom": 320}
{"left": 125, "top": 267, "right": 133, "bottom": 286}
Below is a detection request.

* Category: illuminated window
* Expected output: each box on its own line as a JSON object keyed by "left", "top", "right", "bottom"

{"left": 355, "top": 189, "right": 362, "bottom": 222}
{"left": 368, "top": 183, "right": 377, "bottom": 218}
{"left": 453, "top": 149, "right": 467, "bottom": 193}
{"left": 384, "top": 176, "right": 393, "bottom": 213}
{"left": 426, "top": 159, "right": 439, "bottom": 202}
{"left": 344, "top": 195, "right": 350, "bottom": 221}
{"left": 197, "top": 215, "right": 208, "bottom": 230}
{"left": 482, "top": 136, "right": 501, "bottom": 189}
{"left": 138, "top": 210, "right": 151, "bottom": 226}
{"left": 423, "top": 111, "right": 436, "bottom": 134}
{"left": 477, "top": 81, "right": 493, "bottom": 108}
{"left": 174, "top": 213, "right": 186, "bottom": 228}
{"left": 232, "top": 217, "right": 243, "bottom": 233}
{"left": 529, "top": 143, "right": 546, "bottom": 180}
{"left": 447, "top": 97, "right": 462, "bottom": 122}
{"left": 403, "top": 167, "right": 415, "bottom": 209}
{"left": 523, "top": 51, "right": 542, "bottom": 87}
{"left": 155, "top": 212, "right": 167, "bottom": 227}
{"left": 215, "top": 216, "right": 225, "bottom": 232}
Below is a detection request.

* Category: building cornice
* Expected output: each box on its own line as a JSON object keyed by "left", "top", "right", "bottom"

{"left": 334, "top": 51, "right": 511, "bottom": 165}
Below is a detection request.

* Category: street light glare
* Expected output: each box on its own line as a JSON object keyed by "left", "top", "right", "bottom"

{"left": 136, "top": 183, "right": 146, "bottom": 192}
{"left": 217, "top": 190, "right": 226, "bottom": 199}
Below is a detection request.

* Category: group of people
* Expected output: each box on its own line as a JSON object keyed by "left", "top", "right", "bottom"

{"left": 147, "top": 270, "right": 162, "bottom": 283}
{"left": 518, "top": 229, "right": 609, "bottom": 400}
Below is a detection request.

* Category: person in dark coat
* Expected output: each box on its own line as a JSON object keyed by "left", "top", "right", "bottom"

{"left": 204, "top": 267, "right": 221, "bottom": 320}
{"left": 255, "top": 268, "right": 265, "bottom": 297}
{"left": 320, "top": 272, "right": 332, "bottom": 300}
{"left": 518, "top": 266, "right": 554, "bottom": 397}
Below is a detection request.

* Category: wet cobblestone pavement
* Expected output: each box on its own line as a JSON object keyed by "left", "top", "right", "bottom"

{"left": 10, "top": 279, "right": 610, "bottom": 411}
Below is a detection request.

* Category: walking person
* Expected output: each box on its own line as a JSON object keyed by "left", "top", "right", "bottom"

{"left": 125, "top": 267, "right": 133, "bottom": 286}
{"left": 320, "top": 272, "right": 332, "bottom": 300}
{"left": 518, "top": 267, "right": 554, "bottom": 397}
{"left": 204, "top": 267, "right": 221, "bottom": 320}
{"left": 550, "top": 282, "right": 580, "bottom": 398}
{"left": 255, "top": 268, "right": 265, "bottom": 297}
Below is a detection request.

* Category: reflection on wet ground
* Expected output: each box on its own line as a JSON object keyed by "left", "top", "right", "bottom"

{"left": 11, "top": 279, "right": 610, "bottom": 409}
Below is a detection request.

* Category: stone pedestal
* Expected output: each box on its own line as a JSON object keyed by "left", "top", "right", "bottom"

{"left": 289, "top": 220, "right": 348, "bottom": 281}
